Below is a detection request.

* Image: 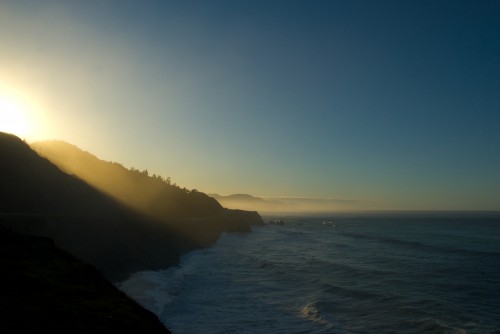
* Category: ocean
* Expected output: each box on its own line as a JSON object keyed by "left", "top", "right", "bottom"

{"left": 119, "top": 213, "right": 500, "bottom": 333}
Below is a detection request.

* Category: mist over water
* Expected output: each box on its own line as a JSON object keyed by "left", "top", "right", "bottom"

{"left": 120, "top": 214, "right": 500, "bottom": 333}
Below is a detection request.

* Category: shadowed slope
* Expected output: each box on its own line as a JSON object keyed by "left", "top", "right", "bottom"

{"left": 30, "top": 139, "right": 264, "bottom": 246}
{"left": 0, "top": 133, "right": 262, "bottom": 332}
{"left": 0, "top": 228, "right": 170, "bottom": 333}
{"left": 0, "top": 132, "right": 180, "bottom": 280}
{"left": 1, "top": 134, "right": 130, "bottom": 216}
{"left": 1, "top": 133, "right": 262, "bottom": 280}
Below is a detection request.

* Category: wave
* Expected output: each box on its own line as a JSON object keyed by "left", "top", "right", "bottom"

{"left": 120, "top": 217, "right": 500, "bottom": 333}
{"left": 340, "top": 232, "right": 500, "bottom": 258}
{"left": 119, "top": 257, "right": 197, "bottom": 319}
{"left": 405, "top": 318, "right": 469, "bottom": 334}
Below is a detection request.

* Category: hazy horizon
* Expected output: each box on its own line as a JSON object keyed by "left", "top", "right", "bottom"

{"left": 1, "top": 1, "right": 499, "bottom": 211}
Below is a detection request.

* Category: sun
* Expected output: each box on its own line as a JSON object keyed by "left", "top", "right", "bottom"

{"left": 0, "top": 92, "right": 33, "bottom": 138}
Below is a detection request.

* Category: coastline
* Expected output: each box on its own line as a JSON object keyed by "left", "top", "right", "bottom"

{"left": 116, "top": 214, "right": 500, "bottom": 333}
{"left": 0, "top": 132, "right": 267, "bottom": 332}
{"left": 117, "top": 226, "right": 263, "bottom": 316}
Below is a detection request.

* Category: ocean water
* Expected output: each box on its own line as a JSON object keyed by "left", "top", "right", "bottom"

{"left": 119, "top": 213, "right": 500, "bottom": 333}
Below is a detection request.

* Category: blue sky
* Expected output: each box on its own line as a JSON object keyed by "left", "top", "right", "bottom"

{"left": 1, "top": 0, "right": 499, "bottom": 210}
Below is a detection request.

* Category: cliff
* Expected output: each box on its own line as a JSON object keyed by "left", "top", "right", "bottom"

{"left": 30, "top": 140, "right": 225, "bottom": 219}
{"left": 0, "top": 132, "right": 265, "bottom": 333}
{"left": 0, "top": 132, "right": 263, "bottom": 280}
{"left": 0, "top": 132, "right": 181, "bottom": 281}
{"left": 0, "top": 227, "right": 170, "bottom": 333}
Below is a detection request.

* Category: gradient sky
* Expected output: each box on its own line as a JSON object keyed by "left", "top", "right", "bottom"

{"left": 1, "top": 0, "right": 499, "bottom": 210}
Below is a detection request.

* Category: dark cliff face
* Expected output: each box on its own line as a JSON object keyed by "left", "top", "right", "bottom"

{"left": 172, "top": 209, "right": 265, "bottom": 250}
{"left": 27, "top": 137, "right": 265, "bottom": 249}
{"left": 0, "top": 132, "right": 264, "bottom": 280}
{"left": 0, "top": 133, "right": 130, "bottom": 217}
{"left": 0, "top": 132, "right": 264, "bottom": 333}
{"left": 0, "top": 228, "right": 170, "bottom": 333}
{"left": 0, "top": 132, "right": 181, "bottom": 281}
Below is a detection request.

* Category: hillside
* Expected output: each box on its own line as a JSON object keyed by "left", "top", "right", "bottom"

{"left": 0, "top": 132, "right": 265, "bottom": 332}
{"left": 0, "top": 228, "right": 170, "bottom": 333}
{"left": 1, "top": 135, "right": 133, "bottom": 217}
{"left": 0, "top": 132, "right": 181, "bottom": 280}
{"left": 0, "top": 132, "right": 263, "bottom": 281}
{"left": 30, "top": 140, "right": 224, "bottom": 220}
{"left": 30, "top": 139, "right": 264, "bottom": 244}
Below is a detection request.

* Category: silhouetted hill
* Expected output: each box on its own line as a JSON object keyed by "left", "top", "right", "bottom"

{"left": 0, "top": 132, "right": 181, "bottom": 280}
{"left": 1, "top": 133, "right": 262, "bottom": 280}
{"left": 0, "top": 228, "right": 170, "bottom": 333}
{"left": 1, "top": 134, "right": 129, "bottom": 217}
{"left": 30, "top": 140, "right": 224, "bottom": 220}
{"left": 0, "top": 132, "right": 263, "bottom": 332}
{"left": 31, "top": 139, "right": 264, "bottom": 242}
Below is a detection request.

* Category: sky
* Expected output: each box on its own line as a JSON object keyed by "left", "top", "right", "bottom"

{"left": 0, "top": 0, "right": 499, "bottom": 210}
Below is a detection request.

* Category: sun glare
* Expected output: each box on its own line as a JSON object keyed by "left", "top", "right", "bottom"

{"left": 0, "top": 92, "right": 34, "bottom": 139}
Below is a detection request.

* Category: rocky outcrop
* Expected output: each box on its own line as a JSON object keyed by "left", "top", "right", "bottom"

{"left": 171, "top": 209, "right": 265, "bottom": 249}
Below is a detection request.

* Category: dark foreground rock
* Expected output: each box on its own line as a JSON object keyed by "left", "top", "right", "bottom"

{"left": 0, "top": 228, "right": 170, "bottom": 333}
